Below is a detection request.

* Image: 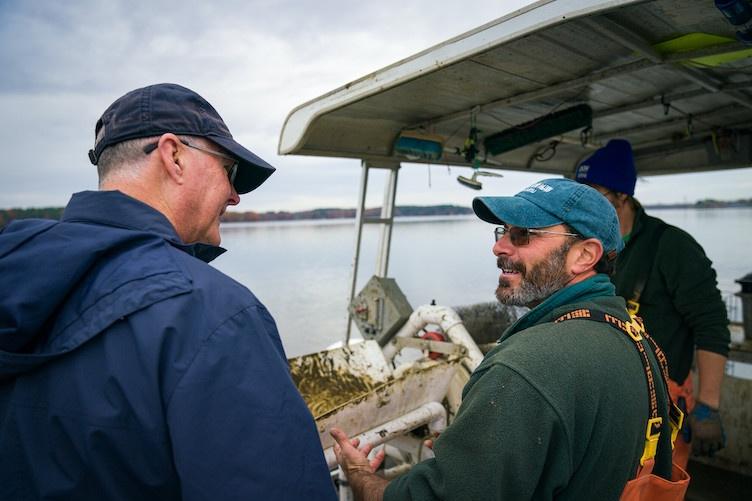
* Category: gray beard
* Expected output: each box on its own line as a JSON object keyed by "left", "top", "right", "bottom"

{"left": 495, "top": 241, "right": 574, "bottom": 308}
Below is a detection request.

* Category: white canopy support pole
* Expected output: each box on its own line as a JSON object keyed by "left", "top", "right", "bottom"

{"left": 346, "top": 161, "right": 370, "bottom": 344}
{"left": 376, "top": 164, "right": 399, "bottom": 278}
{"left": 345, "top": 160, "right": 401, "bottom": 344}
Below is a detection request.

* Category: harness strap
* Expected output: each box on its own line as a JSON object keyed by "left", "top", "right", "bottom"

{"left": 626, "top": 224, "right": 667, "bottom": 315}
{"left": 553, "top": 308, "right": 684, "bottom": 467}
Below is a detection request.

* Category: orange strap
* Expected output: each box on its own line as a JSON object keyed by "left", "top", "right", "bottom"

{"left": 668, "top": 376, "right": 695, "bottom": 413}
{"left": 667, "top": 376, "right": 694, "bottom": 470}
{"left": 620, "top": 459, "right": 690, "bottom": 501}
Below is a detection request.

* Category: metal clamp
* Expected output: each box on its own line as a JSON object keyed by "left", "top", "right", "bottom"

{"left": 394, "top": 337, "right": 468, "bottom": 357}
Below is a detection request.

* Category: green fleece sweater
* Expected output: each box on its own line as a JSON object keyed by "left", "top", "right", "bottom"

{"left": 384, "top": 275, "right": 664, "bottom": 501}
{"left": 615, "top": 202, "right": 729, "bottom": 382}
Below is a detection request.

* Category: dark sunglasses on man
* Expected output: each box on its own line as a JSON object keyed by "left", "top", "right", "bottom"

{"left": 494, "top": 225, "right": 580, "bottom": 246}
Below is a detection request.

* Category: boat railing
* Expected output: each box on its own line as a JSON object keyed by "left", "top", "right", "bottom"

{"left": 722, "top": 290, "right": 743, "bottom": 324}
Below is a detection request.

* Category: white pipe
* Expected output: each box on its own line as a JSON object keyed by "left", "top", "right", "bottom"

{"left": 337, "top": 466, "right": 354, "bottom": 501}
{"left": 382, "top": 463, "right": 413, "bottom": 479}
{"left": 324, "top": 401, "right": 447, "bottom": 470}
{"left": 383, "top": 305, "right": 484, "bottom": 372}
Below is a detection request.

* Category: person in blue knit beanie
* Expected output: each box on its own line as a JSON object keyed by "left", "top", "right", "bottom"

{"left": 576, "top": 139, "right": 730, "bottom": 468}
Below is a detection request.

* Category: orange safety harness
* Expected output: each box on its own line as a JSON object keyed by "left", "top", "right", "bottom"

{"left": 553, "top": 308, "right": 690, "bottom": 500}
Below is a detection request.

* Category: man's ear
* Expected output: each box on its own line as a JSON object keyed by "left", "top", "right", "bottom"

{"left": 569, "top": 238, "right": 603, "bottom": 275}
{"left": 156, "top": 133, "right": 185, "bottom": 186}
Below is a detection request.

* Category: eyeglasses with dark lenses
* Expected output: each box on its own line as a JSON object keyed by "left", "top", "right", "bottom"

{"left": 143, "top": 140, "right": 239, "bottom": 187}
{"left": 494, "top": 226, "right": 580, "bottom": 246}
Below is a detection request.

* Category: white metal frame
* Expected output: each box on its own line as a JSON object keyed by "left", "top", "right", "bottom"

{"left": 345, "top": 159, "right": 400, "bottom": 343}
{"left": 278, "top": 0, "right": 642, "bottom": 156}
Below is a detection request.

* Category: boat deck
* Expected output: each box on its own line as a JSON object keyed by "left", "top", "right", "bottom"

{"left": 687, "top": 459, "right": 752, "bottom": 500}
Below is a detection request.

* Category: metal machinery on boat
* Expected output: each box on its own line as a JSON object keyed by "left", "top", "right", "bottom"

{"left": 279, "top": 0, "right": 752, "bottom": 497}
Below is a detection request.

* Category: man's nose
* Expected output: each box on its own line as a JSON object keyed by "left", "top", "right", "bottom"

{"left": 493, "top": 236, "right": 514, "bottom": 257}
{"left": 229, "top": 185, "right": 240, "bottom": 206}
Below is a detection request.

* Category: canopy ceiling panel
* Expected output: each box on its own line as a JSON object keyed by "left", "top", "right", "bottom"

{"left": 279, "top": 0, "right": 752, "bottom": 176}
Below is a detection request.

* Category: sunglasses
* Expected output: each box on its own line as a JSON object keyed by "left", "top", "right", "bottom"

{"left": 494, "top": 226, "right": 580, "bottom": 246}
{"left": 143, "top": 139, "right": 239, "bottom": 187}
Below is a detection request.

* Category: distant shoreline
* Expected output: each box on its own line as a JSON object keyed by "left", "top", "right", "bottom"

{"left": 1, "top": 200, "right": 751, "bottom": 226}
{"left": 645, "top": 200, "right": 752, "bottom": 210}
{"left": 220, "top": 205, "right": 473, "bottom": 223}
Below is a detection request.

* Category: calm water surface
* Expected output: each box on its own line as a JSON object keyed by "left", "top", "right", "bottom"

{"left": 212, "top": 208, "right": 752, "bottom": 357}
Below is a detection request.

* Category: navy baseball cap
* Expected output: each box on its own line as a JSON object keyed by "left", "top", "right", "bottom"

{"left": 473, "top": 178, "right": 623, "bottom": 256}
{"left": 574, "top": 139, "right": 636, "bottom": 196}
{"left": 88, "top": 83, "right": 275, "bottom": 194}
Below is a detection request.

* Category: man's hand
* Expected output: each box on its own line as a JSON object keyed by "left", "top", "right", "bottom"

{"left": 689, "top": 401, "right": 726, "bottom": 457}
{"left": 422, "top": 431, "right": 441, "bottom": 452}
{"left": 330, "top": 427, "right": 388, "bottom": 501}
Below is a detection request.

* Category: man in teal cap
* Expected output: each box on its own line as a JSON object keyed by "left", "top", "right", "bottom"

{"left": 331, "top": 178, "right": 678, "bottom": 501}
{"left": 576, "top": 139, "right": 729, "bottom": 468}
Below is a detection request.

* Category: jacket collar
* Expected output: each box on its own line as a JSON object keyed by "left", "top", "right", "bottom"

{"left": 627, "top": 198, "right": 647, "bottom": 240}
{"left": 62, "top": 190, "right": 226, "bottom": 262}
{"left": 499, "top": 274, "right": 616, "bottom": 341}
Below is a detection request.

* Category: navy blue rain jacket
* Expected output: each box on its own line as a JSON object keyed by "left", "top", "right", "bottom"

{"left": 0, "top": 191, "right": 336, "bottom": 501}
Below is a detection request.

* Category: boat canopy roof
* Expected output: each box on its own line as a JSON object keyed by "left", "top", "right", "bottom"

{"left": 279, "top": 0, "right": 752, "bottom": 177}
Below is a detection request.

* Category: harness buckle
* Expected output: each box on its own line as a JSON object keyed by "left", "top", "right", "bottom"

{"left": 623, "top": 316, "right": 644, "bottom": 342}
{"left": 626, "top": 299, "right": 640, "bottom": 316}
{"left": 640, "top": 417, "right": 663, "bottom": 465}
{"left": 669, "top": 401, "right": 685, "bottom": 447}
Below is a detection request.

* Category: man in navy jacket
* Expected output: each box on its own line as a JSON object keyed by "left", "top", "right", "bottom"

{"left": 0, "top": 83, "right": 336, "bottom": 500}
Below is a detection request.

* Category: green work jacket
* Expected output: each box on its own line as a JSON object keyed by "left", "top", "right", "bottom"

{"left": 384, "top": 275, "right": 668, "bottom": 501}
{"left": 614, "top": 202, "right": 729, "bottom": 382}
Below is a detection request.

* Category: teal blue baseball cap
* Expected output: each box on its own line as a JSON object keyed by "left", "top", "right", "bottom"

{"left": 472, "top": 178, "right": 623, "bottom": 256}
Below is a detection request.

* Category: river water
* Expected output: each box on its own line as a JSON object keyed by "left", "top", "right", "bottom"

{"left": 212, "top": 207, "right": 752, "bottom": 358}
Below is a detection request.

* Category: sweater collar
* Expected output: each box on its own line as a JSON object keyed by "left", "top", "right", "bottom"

{"left": 624, "top": 198, "right": 647, "bottom": 243}
{"left": 500, "top": 274, "right": 616, "bottom": 341}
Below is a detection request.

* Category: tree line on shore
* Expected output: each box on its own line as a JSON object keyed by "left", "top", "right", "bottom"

{"left": 219, "top": 205, "right": 473, "bottom": 223}
{"left": 0, "top": 205, "right": 473, "bottom": 226}
{"left": 2, "top": 199, "right": 751, "bottom": 227}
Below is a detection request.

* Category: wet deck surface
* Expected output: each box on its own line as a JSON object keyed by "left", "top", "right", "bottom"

{"left": 686, "top": 460, "right": 752, "bottom": 501}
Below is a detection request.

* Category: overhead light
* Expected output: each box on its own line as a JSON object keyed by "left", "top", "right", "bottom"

{"left": 483, "top": 104, "right": 592, "bottom": 156}
{"left": 457, "top": 170, "right": 503, "bottom": 190}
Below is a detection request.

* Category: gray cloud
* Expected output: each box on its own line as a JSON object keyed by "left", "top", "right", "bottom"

{"left": 1, "top": 0, "right": 750, "bottom": 211}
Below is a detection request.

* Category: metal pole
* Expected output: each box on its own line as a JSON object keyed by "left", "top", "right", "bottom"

{"left": 345, "top": 161, "right": 370, "bottom": 344}
{"left": 376, "top": 165, "right": 399, "bottom": 277}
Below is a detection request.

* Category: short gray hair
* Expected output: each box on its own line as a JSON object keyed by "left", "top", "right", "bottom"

{"left": 97, "top": 136, "right": 158, "bottom": 181}
{"left": 97, "top": 135, "right": 202, "bottom": 183}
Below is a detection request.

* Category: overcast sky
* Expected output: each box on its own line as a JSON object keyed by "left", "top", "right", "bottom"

{"left": 1, "top": 0, "right": 750, "bottom": 212}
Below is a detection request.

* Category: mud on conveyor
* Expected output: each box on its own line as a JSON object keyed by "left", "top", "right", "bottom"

{"left": 289, "top": 344, "right": 389, "bottom": 419}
